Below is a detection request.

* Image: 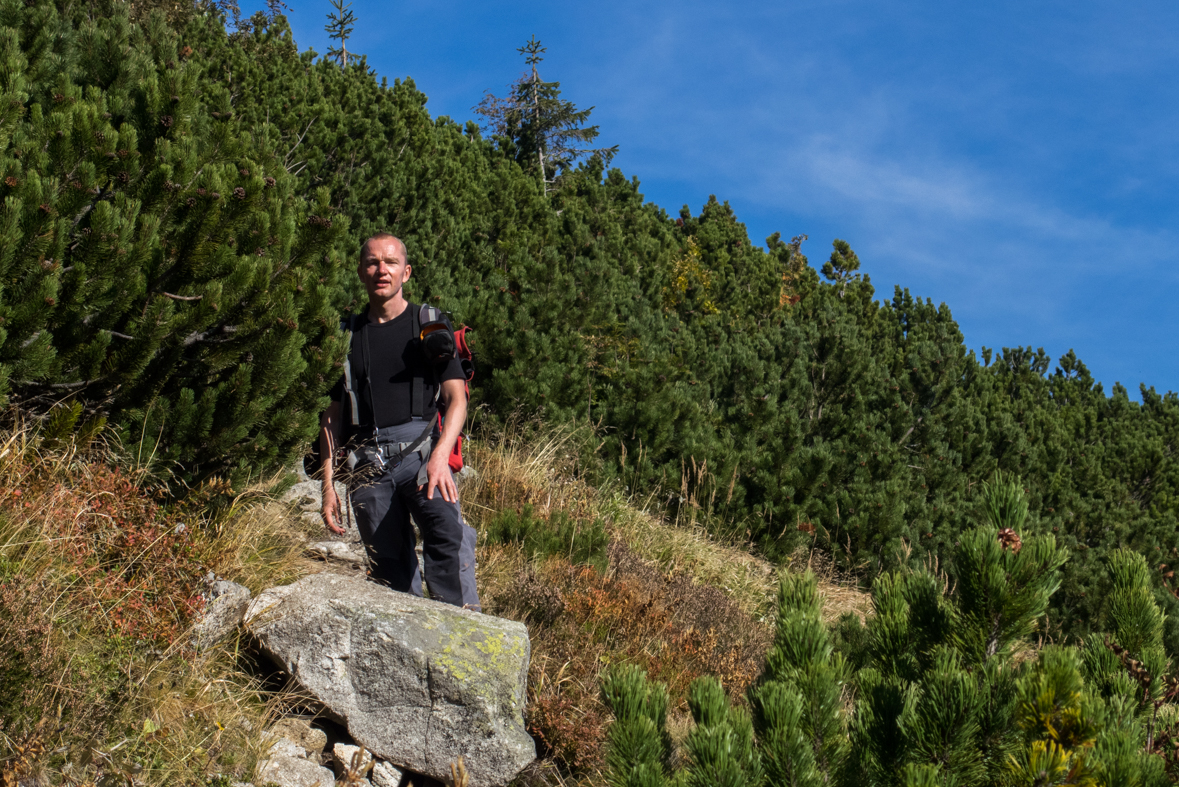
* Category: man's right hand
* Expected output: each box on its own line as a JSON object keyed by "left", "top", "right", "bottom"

{"left": 322, "top": 483, "right": 344, "bottom": 535}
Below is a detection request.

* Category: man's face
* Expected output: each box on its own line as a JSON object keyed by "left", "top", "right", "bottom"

{"left": 358, "top": 237, "right": 411, "bottom": 303}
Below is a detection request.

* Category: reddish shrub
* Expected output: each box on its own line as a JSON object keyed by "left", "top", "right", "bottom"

{"left": 491, "top": 545, "right": 770, "bottom": 775}
{"left": 3, "top": 461, "right": 208, "bottom": 646}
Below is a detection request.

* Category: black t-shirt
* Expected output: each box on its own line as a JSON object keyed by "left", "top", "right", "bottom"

{"left": 330, "top": 307, "right": 465, "bottom": 428}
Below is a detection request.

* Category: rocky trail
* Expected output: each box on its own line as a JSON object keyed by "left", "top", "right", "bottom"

{"left": 193, "top": 471, "right": 532, "bottom": 787}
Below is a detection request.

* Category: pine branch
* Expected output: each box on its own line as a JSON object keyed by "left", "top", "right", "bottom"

{"left": 284, "top": 118, "right": 316, "bottom": 171}
{"left": 182, "top": 325, "right": 240, "bottom": 347}
{"left": 14, "top": 378, "right": 100, "bottom": 389}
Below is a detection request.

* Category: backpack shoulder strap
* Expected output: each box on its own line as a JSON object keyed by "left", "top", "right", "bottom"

{"left": 341, "top": 313, "right": 363, "bottom": 428}
{"left": 410, "top": 304, "right": 426, "bottom": 419}
{"left": 454, "top": 326, "right": 474, "bottom": 382}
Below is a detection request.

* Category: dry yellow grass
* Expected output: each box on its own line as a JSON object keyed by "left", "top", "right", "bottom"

{"left": 0, "top": 417, "right": 313, "bottom": 786}
{"left": 461, "top": 424, "right": 872, "bottom": 626}
{"left": 203, "top": 485, "right": 313, "bottom": 594}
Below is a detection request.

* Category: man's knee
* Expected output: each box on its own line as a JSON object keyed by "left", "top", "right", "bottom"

{"left": 414, "top": 493, "right": 464, "bottom": 545}
{"left": 459, "top": 523, "right": 481, "bottom": 611}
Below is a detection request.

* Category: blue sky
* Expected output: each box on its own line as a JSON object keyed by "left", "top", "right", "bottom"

{"left": 251, "top": 0, "right": 1179, "bottom": 395}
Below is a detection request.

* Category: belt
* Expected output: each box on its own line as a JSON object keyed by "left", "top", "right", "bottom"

{"left": 379, "top": 438, "right": 432, "bottom": 461}
{"left": 375, "top": 419, "right": 435, "bottom": 465}
{"left": 343, "top": 420, "right": 437, "bottom": 486}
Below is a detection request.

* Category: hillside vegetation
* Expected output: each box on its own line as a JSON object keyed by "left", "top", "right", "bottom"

{"left": 602, "top": 508, "right": 1179, "bottom": 787}
{"left": 4, "top": 0, "right": 1178, "bottom": 654}
{"left": 7, "top": 424, "right": 1179, "bottom": 787}
{"left": 5, "top": 2, "right": 1179, "bottom": 784}
{"left": 0, "top": 418, "right": 868, "bottom": 784}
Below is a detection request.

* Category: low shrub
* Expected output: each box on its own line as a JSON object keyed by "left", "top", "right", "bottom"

{"left": 2, "top": 457, "right": 206, "bottom": 645}
{"left": 485, "top": 546, "right": 770, "bottom": 776}
{"left": 485, "top": 504, "right": 608, "bottom": 571}
{"left": 601, "top": 479, "right": 1179, "bottom": 787}
{"left": 0, "top": 420, "right": 308, "bottom": 785}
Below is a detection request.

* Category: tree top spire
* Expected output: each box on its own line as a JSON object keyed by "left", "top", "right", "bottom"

{"left": 518, "top": 35, "right": 546, "bottom": 77}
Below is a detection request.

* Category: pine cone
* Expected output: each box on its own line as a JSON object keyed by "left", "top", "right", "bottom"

{"left": 997, "top": 528, "right": 1022, "bottom": 553}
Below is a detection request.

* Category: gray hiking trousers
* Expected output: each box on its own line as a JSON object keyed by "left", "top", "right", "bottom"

{"left": 348, "top": 419, "right": 480, "bottom": 610}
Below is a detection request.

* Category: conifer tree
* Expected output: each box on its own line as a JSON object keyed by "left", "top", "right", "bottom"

{"left": 683, "top": 677, "right": 762, "bottom": 787}
{"left": 1, "top": 0, "right": 349, "bottom": 484}
{"left": 324, "top": 0, "right": 357, "bottom": 67}
{"left": 600, "top": 664, "right": 672, "bottom": 787}
{"left": 1009, "top": 646, "right": 1104, "bottom": 786}
{"left": 474, "top": 36, "right": 617, "bottom": 194}
{"left": 822, "top": 238, "right": 862, "bottom": 297}
{"left": 752, "top": 569, "right": 848, "bottom": 784}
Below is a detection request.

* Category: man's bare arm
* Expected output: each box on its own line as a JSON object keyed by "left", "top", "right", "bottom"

{"left": 423, "top": 378, "right": 467, "bottom": 502}
{"left": 320, "top": 400, "right": 345, "bottom": 534}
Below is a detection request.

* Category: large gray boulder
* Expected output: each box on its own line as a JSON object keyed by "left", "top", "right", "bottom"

{"left": 245, "top": 573, "right": 535, "bottom": 787}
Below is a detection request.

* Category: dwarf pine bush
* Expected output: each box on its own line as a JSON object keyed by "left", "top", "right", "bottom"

{"left": 1, "top": 0, "right": 349, "bottom": 485}
{"left": 602, "top": 478, "right": 1178, "bottom": 787}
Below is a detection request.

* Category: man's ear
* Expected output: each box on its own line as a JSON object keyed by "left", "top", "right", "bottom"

{"left": 403, "top": 263, "right": 413, "bottom": 282}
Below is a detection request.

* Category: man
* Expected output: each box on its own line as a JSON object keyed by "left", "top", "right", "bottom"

{"left": 319, "top": 232, "right": 478, "bottom": 609}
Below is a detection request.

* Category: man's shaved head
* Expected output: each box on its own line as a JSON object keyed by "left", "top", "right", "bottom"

{"left": 361, "top": 232, "right": 406, "bottom": 262}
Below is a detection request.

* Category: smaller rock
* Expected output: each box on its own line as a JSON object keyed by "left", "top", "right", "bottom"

{"left": 308, "top": 541, "right": 368, "bottom": 566}
{"left": 263, "top": 736, "right": 306, "bottom": 759}
{"left": 281, "top": 480, "right": 323, "bottom": 509}
{"left": 270, "top": 718, "right": 327, "bottom": 757}
{"left": 454, "top": 464, "right": 479, "bottom": 485}
{"left": 370, "top": 760, "right": 405, "bottom": 787}
{"left": 255, "top": 752, "right": 335, "bottom": 787}
{"left": 333, "top": 743, "right": 375, "bottom": 778}
{"left": 192, "top": 580, "right": 251, "bottom": 651}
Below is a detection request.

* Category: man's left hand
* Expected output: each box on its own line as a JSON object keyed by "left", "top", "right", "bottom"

{"left": 422, "top": 451, "right": 457, "bottom": 502}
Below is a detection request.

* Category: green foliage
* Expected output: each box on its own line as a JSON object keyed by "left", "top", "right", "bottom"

{"left": 899, "top": 764, "right": 951, "bottom": 787}
{"left": 951, "top": 520, "right": 1067, "bottom": 664}
{"left": 830, "top": 611, "right": 870, "bottom": 672}
{"left": 600, "top": 663, "right": 672, "bottom": 787}
{"left": 750, "top": 681, "right": 824, "bottom": 787}
{"left": 756, "top": 569, "right": 848, "bottom": 779}
{"left": 483, "top": 503, "right": 608, "bottom": 571}
{"left": 603, "top": 482, "right": 1178, "bottom": 787}
{"left": 2, "top": 0, "right": 349, "bottom": 486}
{"left": 684, "top": 677, "right": 762, "bottom": 787}
{"left": 1106, "top": 550, "right": 1168, "bottom": 668}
